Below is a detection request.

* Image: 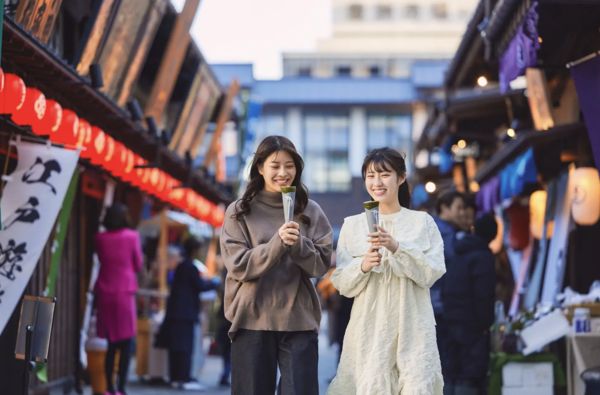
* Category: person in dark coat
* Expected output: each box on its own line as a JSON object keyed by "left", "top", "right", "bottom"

{"left": 443, "top": 213, "right": 497, "bottom": 395}
{"left": 431, "top": 191, "right": 466, "bottom": 387}
{"left": 161, "top": 237, "right": 220, "bottom": 390}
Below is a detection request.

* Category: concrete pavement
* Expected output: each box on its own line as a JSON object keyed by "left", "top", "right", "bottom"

{"left": 81, "top": 317, "right": 339, "bottom": 395}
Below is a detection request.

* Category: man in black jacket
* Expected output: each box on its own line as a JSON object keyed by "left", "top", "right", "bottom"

{"left": 443, "top": 214, "right": 497, "bottom": 395}
{"left": 162, "top": 237, "right": 220, "bottom": 391}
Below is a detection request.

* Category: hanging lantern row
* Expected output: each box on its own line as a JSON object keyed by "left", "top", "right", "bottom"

{"left": 0, "top": 69, "right": 225, "bottom": 227}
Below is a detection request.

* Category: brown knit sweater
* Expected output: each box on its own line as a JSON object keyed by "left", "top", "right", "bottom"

{"left": 220, "top": 190, "right": 333, "bottom": 338}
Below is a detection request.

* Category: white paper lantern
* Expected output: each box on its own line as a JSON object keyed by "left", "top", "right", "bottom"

{"left": 489, "top": 215, "right": 504, "bottom": 254}
{"left": 529, "top": 190, "right": 554, "bottom": 239}
{"left": 571, "top": 167, "right": 600, "bottom": 225}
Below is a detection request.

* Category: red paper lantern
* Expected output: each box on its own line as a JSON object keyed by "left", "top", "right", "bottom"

{"left": 102, "top": 135, "right": 115, "bottom": 168}
{"left": 53, "top": 109, "right": 79, "bottom": 145}
{"left": 122, "top": 149, "right": 135, "bottom": 182}
{"left": 89, "top": 127, "right": 107, "bottom": 165}
{"left": 0, "top": 73, "right": 26, "bottom": 115}
{"left": 108, "top": 142, "right": 126, "bottom": 177}
{"left": 33, "top": 99, "right": 62, "bottom": 136}
{"left": 76, "top": 120, "right": 93, "bottom": 158}
{"left": 0, "top": 68, "right": 5, "bottom": 94}
{"left": 12, "top": 87, "right": 46, "bottom": 127}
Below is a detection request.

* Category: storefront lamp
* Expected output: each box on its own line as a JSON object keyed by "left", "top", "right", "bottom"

{"left": 571, "top": 167, "right": 600, "bottom": 225}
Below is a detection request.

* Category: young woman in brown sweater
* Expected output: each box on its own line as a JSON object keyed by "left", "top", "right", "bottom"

{"left": 220, "top": 135, "right": 333, "bottom": 394}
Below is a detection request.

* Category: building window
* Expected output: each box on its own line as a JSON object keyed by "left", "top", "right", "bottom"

{"left": 260, "top": 113, "right": 286, "bottom": 140}
{"left": 369, "top": 65, "right": 381, "bottom": 77}
{"left": 304, "top": 114, "right": 351, "bottom": 192}
{"left": 432, "top": 3, "right": 448, "bottom": 19}
{"left": 348, "top": 4, "right": 363, "bottom": 20}
{"left": 367, "top": 114, "right": 413, "bottom": 172}
{"left": 298, "top": 67, "right": 312, "bottom": 77}
{"left": 376, "top": 5, "right": 393, "bottom": 20}
{"left": 405, "top": 4, "right": 420, "bottom": 19}
{"left": 336, "top": 66, "right": 352, "bottom": 77}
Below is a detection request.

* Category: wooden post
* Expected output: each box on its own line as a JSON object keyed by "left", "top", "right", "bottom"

{"left": 203, "top": 80, "right": 240, "bottom": 167}
{"left": 144, "top": 0, "right": 201, "bottom": 125}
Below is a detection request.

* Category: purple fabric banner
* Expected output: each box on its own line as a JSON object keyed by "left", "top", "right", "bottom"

{"left": 476, "top": 176, "right": 500, "bottom": 213}
{"left": 571, "top": 54, "right": 600, "bottom": 171}
{"left": 499, "top": 1, "right": 540, "bottom": 93}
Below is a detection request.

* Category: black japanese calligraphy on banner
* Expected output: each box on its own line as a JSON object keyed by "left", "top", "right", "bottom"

{"left": 0, "top": 141, "right": 79, "bottom": 334}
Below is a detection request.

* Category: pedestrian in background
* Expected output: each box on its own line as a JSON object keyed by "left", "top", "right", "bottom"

{"left": 161, "top": 237, "right": 220, "bottom": 391}
{"left": 94, "top": 203, "right": 143, "bottom": 395}
{"left": 328, "top": 148, "right": 446, "bottom": 394}
{"left": 220, "top": 135, "right": 333, "bottom": 395}
{"left": 442, "top": 213, "right": 497, "bottom": 395}
{"left": 430, "top": 190, "right": 466, "bottom": 385}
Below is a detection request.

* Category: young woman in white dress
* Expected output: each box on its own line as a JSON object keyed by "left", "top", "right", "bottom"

{"left": 328, "top": 148, "right": 446, "bottom": 395}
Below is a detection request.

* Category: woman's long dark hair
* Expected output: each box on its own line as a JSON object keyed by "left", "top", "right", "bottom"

{"left": 234, "top": 135, "right": 311, "bottom": 224}
{"left": 361, "top": 148, "right": 411, "bottom": 208}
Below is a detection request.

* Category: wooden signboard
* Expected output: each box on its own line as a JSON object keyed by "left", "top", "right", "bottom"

{"left": 144, "top": 0, "right": 201, "bottom": 125}
{"left": 526, "top": 68, "right": 555, "bottom": 131}
{"left": 15, "top": 0, "right": 63, "bottom": 44}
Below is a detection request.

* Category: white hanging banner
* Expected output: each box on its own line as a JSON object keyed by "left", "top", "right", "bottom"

{"left": 0, "top": 140, "right": 80, "bottom": 335}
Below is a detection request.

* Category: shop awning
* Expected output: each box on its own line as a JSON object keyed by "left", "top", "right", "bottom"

{"left": 1, "top": 18, "right": 231, "bottom": 207}
{"left": 475, "top": 122, "right": 585, "bottom": 183}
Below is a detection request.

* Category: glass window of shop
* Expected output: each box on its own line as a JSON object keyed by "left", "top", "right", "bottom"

{"left": 304, "top": 114, "right": 351, "bottom": 193}
{"left": 367, "top": 114, "right": 413, "bottom": 172}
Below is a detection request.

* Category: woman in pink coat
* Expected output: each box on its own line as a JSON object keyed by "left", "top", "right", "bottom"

{"left": 94, "top": 203, "right": 143, "bottom": 395}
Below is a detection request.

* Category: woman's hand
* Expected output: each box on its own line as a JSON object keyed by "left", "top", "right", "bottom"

{"left": 368, "top": 225, "right": 399, "bottom": 253}
{"left": 279, "top": 221, "right": 300, "bottom": 246}
{"left": 361, "top": 245, "right": 382, "bottom": 273}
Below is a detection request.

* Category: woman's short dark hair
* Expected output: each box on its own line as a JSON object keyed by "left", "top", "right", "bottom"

{"left": 103, "top": 203, "right": 131, "bottom": 231}
{"left": 361, "top": 148, "right": 411, "bottom": 208}
{"left": 474, "top": 213, "right": 498, "bottom": 244}
{"left": 183, "top": 236, "right": 203, "bottom": 259}
{"left": 435, "top": 191, "right": 465, "bottom": 215}
{"left": 233, "top": 135, "right": 311, "bottom": 225}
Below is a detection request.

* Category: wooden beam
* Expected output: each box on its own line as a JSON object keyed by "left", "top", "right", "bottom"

{"left": 116, "top": 0, "right": 168, "bottom": 105}
{"left": 16, "top": 0, "right": 63, "bottom": 44}
{"left": 203, "top": 80, "right": 240, "bottom": 167}
{"left": 98, "top": 1, "right": 156, "bottom": 98}
{"left": 176, "top": 84, "right": 213, "bottom": 156}
{"left": 169, "top": 70, "right": 203, "bottom": 151}
{"left": 144, "top": 0, "right": 201, "bottom": 125}
{"left": 76, "top": 0, "right": 117, "bottom": 75}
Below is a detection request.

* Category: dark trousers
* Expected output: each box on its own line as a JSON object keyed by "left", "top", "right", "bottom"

{"left": 231, "top": 329, "right": 319, "bottom": 395}
{"left": 105, "top": 338, "right": 133, "bottom": 393}
{"left": 444, "top": 324, "right": 490, "bottom": 395}
{"left": 169, "top": 350, "right": 192, "bottom": 383}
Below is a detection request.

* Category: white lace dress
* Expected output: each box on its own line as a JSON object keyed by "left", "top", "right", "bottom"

{"left": 328, "top": 208, "right": 446, "bottom": 395}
